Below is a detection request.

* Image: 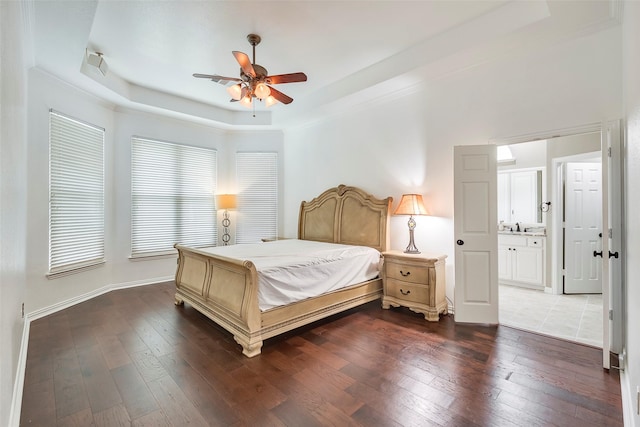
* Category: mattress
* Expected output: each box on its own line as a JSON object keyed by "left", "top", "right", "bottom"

{"left": 199, "top": 239, "right": 382, "bottom": 310}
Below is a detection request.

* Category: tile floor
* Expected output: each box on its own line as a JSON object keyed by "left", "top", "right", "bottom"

{"left": 499, "top": 284, "right": 603, "bottom": 348}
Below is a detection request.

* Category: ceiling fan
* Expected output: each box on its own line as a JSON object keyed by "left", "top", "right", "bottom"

{"left": 193, "top": 34, "right": 307, "bottom": 108}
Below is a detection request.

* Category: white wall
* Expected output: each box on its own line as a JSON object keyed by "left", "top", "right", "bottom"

{"left": 622, "top": 1, "right": 640, "bottom": 425}
{"left": 0, "top": 2, "right": 29, "bottom": 425}
{"left": 25, "top": 69, "right": 285, "bottom": 315}
{"left": 284, "top": 26, "right": 622, "bottom": 308}
{"left": 26, "top": 69, "right": 117, "bottom": 313}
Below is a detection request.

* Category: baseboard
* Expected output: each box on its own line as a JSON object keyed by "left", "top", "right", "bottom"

{"left": 27, "top": 276, "right": 173, "bottom": 321}
{"left": 621, "top": 366, "right": 637, "bottom": 427}
{"left": 8, "top": 319, "right": 30, "bottom": 427}
{"left": 111, "top": 276, "right": 173, "bottom": 291}
{"left": 10, "top": 276, "right": 173, "bottom": 426}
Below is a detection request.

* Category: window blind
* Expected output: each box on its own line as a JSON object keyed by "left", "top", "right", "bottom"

{"left": 236, "top": 152, "right": 278, "bottom": 243}
{"left": 49, "top": 110, "right": 105, "bottom": 275}
{"left": 131, "top": 137, "right": 217, "bottom": 256}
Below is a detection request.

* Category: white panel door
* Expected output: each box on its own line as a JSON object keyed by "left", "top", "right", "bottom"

{"left": 564, "top": 162, "right": 602, "bottom": 294}
{"left": 454, "top": 145, "right": 498, "bottom": 324}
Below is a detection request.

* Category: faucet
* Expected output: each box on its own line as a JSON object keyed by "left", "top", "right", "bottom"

{"left": 515, "top": 222, "right": 521, "bottom": 232}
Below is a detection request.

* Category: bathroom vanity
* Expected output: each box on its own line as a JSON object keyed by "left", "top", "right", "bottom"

{"left": 498, "top": 231, "right": 546, "bottom": 290}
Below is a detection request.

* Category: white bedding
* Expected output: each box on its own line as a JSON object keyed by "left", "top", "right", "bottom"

{"left": 199, "top": 239, "right": 382, "bottom": 311}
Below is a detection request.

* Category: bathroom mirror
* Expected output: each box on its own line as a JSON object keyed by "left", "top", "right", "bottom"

{"left": 498, "top": 167, "right": 545, "bottom": 225}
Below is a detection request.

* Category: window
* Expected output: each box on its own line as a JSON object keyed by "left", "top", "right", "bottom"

{"left": 49, "top": 110, "right": 105, "bottom": 276}
{"left": 236, "top": 152, "right": 278, "bottom": 243}
{"left": 131, "top": 137, "right": 217, "bottom": 257}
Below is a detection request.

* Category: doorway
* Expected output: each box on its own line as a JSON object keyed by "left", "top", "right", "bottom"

{"left": 497, "top": 133, "right": 604, "bottom": 347}
{"left": 455, "top": 121, "right": 623, "bottom": 369}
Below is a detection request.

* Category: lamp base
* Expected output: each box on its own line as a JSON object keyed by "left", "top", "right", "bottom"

{"left": 222, "top": 210, "right": 231, "bottom": 246}
{"left": 404, "top": 217, "right": 420, "bottom": 254}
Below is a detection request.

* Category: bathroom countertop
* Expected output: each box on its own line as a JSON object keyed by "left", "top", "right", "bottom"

{"left": 498, "top": 230, "right": 546, "bottom": 237}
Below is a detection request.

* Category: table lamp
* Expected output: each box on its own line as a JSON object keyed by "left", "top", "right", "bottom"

{"left": 394, "top": 194, "right": 429, "bottom": 254}
{"left": 217, "top": 194, "right": 237, "bottom": 246}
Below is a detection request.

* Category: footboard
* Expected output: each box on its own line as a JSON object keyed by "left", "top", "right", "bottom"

{"left": 174, "top": 244, "right": 263, "bottom": 356}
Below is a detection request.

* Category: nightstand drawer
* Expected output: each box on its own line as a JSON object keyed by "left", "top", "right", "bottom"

{"left": 385, "top": 278, "right": 430, "bottom": 304}
{"left": 385, "top": 262, "right": 429, "bottom": 284}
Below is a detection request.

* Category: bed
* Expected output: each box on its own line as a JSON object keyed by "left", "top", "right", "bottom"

{"left": 173, "top": 184, "right": 392, "bottom": 357}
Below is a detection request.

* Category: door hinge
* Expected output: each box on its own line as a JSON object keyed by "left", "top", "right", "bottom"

{"left": 609, "top": 309, "right": 613, "bottom": 320}
{"left": 608, "top": 147, "right": 612, "bottom": 157}
{"left": 609, "top": 228, "right": 613, "bottom": 239}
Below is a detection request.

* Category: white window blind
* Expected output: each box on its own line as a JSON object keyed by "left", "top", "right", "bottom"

{"left": 49, "top": 110, "right": 105, "bottom": 275}
{"left": 131, "top": 137, "right": 217, "bottom": 256}
{"left": 236, "top": 152, "right": 278, "bottom": 243}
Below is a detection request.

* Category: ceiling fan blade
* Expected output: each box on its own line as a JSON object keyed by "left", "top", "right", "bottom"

{"left": 193, "top": 73, "right": 242, "bottom": 85}
{"left": 267, "top": 86, "right": 293, "bottom": 104}
{"left": 232, "top": 51, "right": 256, "bottom": 78}
{"left": 266, "top": 72, "right": 307, "bottom": 85}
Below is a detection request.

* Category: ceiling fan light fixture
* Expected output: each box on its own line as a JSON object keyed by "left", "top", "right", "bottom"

{"left": 227, "top": 84, "right": 243, "bottom": 101}
{"left": 254, "top": 82, "right": 270, "bottom": 99}
{"left": 240, "top": 94, "right": 253, "bottom": 108}
{"left": 193, "top": 34, "right": 307, "bottom": 110}
{"left": 265, "top": 95, "right": 279, "bottom": 107}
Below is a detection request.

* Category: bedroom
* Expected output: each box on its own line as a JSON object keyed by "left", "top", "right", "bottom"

{"left": 1, "top": 1, "right": 639, "bottom": 426}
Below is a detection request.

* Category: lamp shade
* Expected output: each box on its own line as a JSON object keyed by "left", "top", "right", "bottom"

{"left": 393, "top": 194, "right": 429, "bottom": 216}
{"left": 226, "top": 84, "right": 243, "bottom": 101}
{"left": 216, "top": 194, "right": 237, "bottom": 210}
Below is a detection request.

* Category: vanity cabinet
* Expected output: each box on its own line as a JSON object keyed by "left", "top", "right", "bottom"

{"left": 498, "top": 234, "right": 545, "bottom": 289}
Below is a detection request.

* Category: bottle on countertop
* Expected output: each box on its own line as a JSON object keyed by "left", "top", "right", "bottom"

{"left": 498, "top": 220, "right": 505, "bottom": 231}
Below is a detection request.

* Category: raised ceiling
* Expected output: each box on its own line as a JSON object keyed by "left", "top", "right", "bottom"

{"left": 28, "top": 1, "right": 619, "bottom": 128}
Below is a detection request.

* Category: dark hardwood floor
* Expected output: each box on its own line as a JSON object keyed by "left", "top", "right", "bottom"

{"left": 20, "top": 282, "right": 623, "bottom": 426}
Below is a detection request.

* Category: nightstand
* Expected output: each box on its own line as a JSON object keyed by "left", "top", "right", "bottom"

{"left": 381, "top": 250, "right": 447, "bottom": 321}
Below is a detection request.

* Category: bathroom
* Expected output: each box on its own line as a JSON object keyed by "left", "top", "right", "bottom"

{"left": 497, "top": 133, "right": 604, "bottom": 347}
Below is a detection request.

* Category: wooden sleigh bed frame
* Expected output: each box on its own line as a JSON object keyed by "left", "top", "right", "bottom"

{"left": 174, "top": 185, "right": 392, "bottom": 357}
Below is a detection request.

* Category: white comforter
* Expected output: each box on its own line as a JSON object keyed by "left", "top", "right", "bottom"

{"left": 199, "top": 239, "right": 382, "bottom": 311}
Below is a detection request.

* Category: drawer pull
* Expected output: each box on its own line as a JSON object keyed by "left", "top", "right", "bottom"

{"left": 400, "top": 270, "right": 411, "bottom": 277}
{"left": 400, "top": 289, "right": 411, "bottom": 296}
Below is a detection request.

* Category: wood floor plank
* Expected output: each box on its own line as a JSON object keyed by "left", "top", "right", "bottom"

{"left": 56, "top": 408, "right": 94, "bottom": 427}
{"left": 110, "top": 362, "right": 159, "bottom": 420}
{"left": 76, "top": 344, "right": 123, "bottom": 414}
{"left": 96, "top": 334, "right": 132, "bottom": 370}
{"left": 20, "top": 282, "right": 623, "bottom": 427}
{"left": 146, "top": 375, "right": 209, "bottom": 427}
{"left": 130, "top": 409, "right": 172, "bottom": 427}
{"left": 19, "top": 379, "right": 55, "bottom": 426}
{"left": 92, "top": 404, "right": 131, "bottom": 427}
{"left": 158, "top": 351, "right": 241, "bottom": 426}
{"left": 51, "top": 348, "right": 91, "bottom": 420}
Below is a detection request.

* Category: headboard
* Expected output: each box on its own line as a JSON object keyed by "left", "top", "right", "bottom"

{"left": 298, "top": 184, "right": 392, "bottom": 252}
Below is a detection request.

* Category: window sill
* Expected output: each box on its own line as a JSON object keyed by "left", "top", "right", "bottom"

{"left": 129, "top": 252, "right": 177, "bottom": 261}
{"left": 47, "top": 260, "right": 105, "bottom": 279}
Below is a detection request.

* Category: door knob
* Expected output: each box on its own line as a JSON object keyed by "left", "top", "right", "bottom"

{"left": 456, "top": 240, "right": 464, "bottom": 246}
{"left": 593, "top": 250, "right": 603, "bottom": 258}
